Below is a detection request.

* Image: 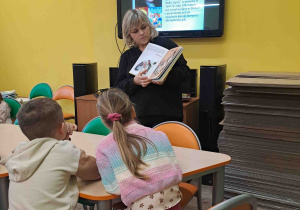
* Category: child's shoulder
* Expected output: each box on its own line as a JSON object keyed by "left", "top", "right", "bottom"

{"left": 51, "top": 140, "right": 81, "bottom": 164}
{"left": 96, "top": 133, "right": 115, "bottom": 150}
{"left": 55, "top": 139, "right": 80, "bottom": 150}
{"left": 125, "top": 122, "right": 168, "bottom": 139}
{"left": 126, "top": 122, "right": 153, "bottom": 133}
{"left": 33, "top": 138, "right": 80, "bottom": 156}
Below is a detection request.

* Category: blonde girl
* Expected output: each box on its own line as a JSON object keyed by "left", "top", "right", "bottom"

{"left": 95, "top": 88, "right": 183, "bottom": 210}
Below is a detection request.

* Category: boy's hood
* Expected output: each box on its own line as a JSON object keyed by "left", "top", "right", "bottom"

{"left": 0, "top": 138, "right": 58, "bottom": 182}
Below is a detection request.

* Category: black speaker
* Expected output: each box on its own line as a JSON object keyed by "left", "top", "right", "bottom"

{"left": 180, "top": 69, "right": 197, "bottom": 97}
{"left": 181, "top": 69, "right": 197, "bottom": 97}
{"left": 190, "top": 69, "right": 197, "bottom": 97}
{"left": 109, "top": 67, "right": 119, "bottom": 88}
{"left": 73, "top": 63, "right": 98, "bottom": 124}
{"left": 199, "top": 65, "right": 226, "bottom": 152}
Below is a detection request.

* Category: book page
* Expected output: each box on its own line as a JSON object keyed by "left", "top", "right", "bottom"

{"left": 150, "top": 46, "right": 183, "bottom": 80}
{"left": 129, "top": 43, "right": 168, "bottom": 77}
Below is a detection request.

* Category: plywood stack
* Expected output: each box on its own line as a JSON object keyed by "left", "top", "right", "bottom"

{"left": 218, "top": 72, "right": 300, "bottom": 210}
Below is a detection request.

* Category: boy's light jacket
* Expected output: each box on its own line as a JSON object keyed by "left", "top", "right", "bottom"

{"left": 0, "top": 137, "right": 80, "bottom": 210}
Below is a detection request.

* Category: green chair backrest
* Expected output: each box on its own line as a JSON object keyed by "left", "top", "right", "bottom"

{"left": 3, "top": 98, "right": 22, "bottom": 118}
{"left": 29, "top": 83, "right": 53, "bottom": 99}
{"left": 82, "top": 116, "right": 111, "bottom": 135}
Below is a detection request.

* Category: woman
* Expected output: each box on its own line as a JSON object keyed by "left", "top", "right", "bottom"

{"left": 116, "top": 9, "right": 190, "bottom": 128}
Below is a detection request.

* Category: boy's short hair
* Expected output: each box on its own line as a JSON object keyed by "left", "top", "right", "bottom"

{"left": 17, "top": 98, "right": 64, "bottom": 140}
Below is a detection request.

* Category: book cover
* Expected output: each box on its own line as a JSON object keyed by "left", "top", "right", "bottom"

{"left": 149, "top": 7, "right": 162, "bottom": 28}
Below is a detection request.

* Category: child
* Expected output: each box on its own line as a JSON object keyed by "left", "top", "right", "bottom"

{"left": 95, "top": 88, "right": 183, "bottom": 210}
{"left": 0, "top": 98, "right": 100, "bottom": 210}
{"left": 0, "top": 94, "right": 12, "bottom": 124}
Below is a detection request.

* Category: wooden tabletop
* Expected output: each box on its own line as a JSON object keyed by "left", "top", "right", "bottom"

{"left": 0, "top": 124, "right": 231, "bottom": 201}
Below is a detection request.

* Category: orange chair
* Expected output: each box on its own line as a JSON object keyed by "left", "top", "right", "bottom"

{"left": 208, "top": 194, "right": 257, "bottom": 210}
{"left": 112, "top": 183, "right": 198, "bottom": 210}
{"left": 53, "top": 85, "right": 75, "bottom": 120}
{"left": 153, "top": 121, "right": 201, "bottom": 150}
{"left": 178, "top": 182, "right": 198, "bottom": 208}
{"left": 154, "top": 121, "right": 202, "bottom": 210}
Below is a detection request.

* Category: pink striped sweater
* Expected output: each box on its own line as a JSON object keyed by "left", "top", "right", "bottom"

{"left": 95, "top": 121, "right": 182, "bottom": 206}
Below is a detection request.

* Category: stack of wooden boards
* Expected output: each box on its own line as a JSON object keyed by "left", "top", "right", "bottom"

{"left": 218, "top": 72, "right": 300, "bottom": 210}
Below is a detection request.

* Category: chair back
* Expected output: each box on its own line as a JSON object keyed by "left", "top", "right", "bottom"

{"left": 154, "top": 121, "right": 201, "bottom": 209}
{"left": 53, "top": 85, "right": 74, "bottom": 102}
{"left": 153, "top": 121, "right": 201, "bottom": 150}
{"left": 208, "top": 194, "right": 257, "bottom": 210}
{"left": 82, "top": 116, "right": 111, "bottom": 135}
{"left": 3, "top": 98, "right": 22, "bottom": 118}
{"left": 53, "top": 85, "right": 74, "bottom": 120}
{"left": 29, "top": 83, "right": 53, "bottom": 99}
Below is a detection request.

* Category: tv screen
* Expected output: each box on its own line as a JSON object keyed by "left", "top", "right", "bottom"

{"left": 117, "top": 0, "right": 225, "bottom": 39}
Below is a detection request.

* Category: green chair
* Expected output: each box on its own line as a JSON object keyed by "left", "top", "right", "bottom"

{"left": 80, "top": 116, "right": 110, "bottom": 209}
{"left": 4, "top": 98, "right": 22, "bottom": 119}
{"left": 29, "top": 83, "right": 53, "bottom": 99}
{"left": 208, "top": 194, "right": 257, "bottom": 210}
{"left": 82, "top": 116, "right": 111, "bottom": 135}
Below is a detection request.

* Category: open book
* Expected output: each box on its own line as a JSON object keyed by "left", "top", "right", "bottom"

{"left": 129, "top": 43, "right": 183, "bottom": 82}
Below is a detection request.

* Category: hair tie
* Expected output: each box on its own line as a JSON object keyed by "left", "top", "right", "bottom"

{"left": 107, "top": 113, "right": 122, "bottom": 122}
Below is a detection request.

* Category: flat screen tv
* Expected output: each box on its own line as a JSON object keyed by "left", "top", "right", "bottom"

{"left": 117, "top": 0, "right": 225, "bottom": 39}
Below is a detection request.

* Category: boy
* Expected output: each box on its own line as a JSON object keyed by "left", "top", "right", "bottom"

{"left": 0, "top": 98, "right": 100, "bottom": 210}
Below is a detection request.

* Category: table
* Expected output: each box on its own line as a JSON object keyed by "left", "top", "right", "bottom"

{"left": 76, "top": 94, "right": 199, "bottom": 134}
{"left": 0, "top": 124, "right": 231, "bottom": 210}
{"left": 15, "top": 97, "right": 30, "bottom": 105}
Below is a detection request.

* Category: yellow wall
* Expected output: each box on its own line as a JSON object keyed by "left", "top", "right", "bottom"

{"left": 0, "top": 0, "right": 299, "bottom": 102}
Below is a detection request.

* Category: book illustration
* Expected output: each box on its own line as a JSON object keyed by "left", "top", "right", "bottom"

{"left": 149, "top": 7, "right": 162, "bottom": 28}
{"left": 133, "top": 60, "right": 157, "bottom": 73}
{"left": 129, "top": 43, "right": 169, "bottom": 78}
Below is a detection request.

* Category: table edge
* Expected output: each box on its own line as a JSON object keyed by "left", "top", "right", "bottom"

{"left": 0, "top": 172, "right": 9, "bottom": 178}
{"left": 182, "top": 158, "right": 231, "bottom": 178}
{"left": 79, "top": 192, "right": 120, "bottom": 201}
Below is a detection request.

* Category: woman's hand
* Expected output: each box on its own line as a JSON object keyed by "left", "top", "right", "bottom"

{"left": 133, "top": 70, "right": 152, "bottom": 87}
{"left": 152, "top": 76, "right": 166, "bottom": 85}
{"left": 152, "top": 80, "right": 164, "bottom": 85}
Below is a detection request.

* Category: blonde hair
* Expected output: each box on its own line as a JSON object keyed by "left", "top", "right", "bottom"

{"left": 122, "top": 9, "right": 158, "bottom": 48}
{"left": 97, "top": 88, "right": 156, "bottom": 179}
